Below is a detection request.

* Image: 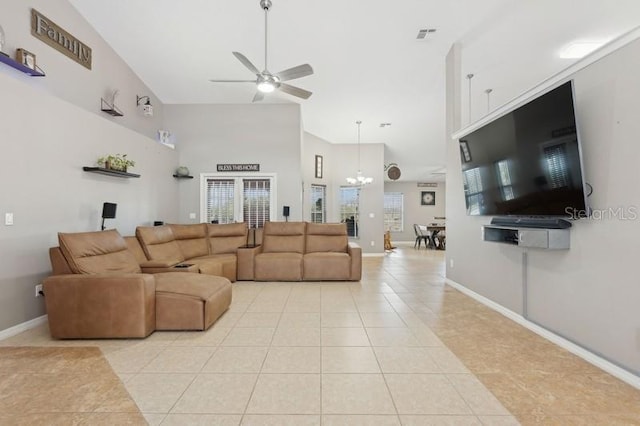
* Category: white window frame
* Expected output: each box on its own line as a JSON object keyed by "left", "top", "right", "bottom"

{"left": 200, "top": 173, "right": 278, "bottom": 225}
{"left": 310, "top": 184, "right": 327, "bottom": 223}
{"left": 384, "top": 192, "right": 404, "bottom": 232}
{"left": 339, "top": 186, "right": 360, "bottom": 238}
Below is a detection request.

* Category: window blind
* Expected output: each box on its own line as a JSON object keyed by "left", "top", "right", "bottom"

{"left": 243, "top": 179, "right": 271, "bottom": 228}
{"left": 206, "top": 179, "right": 235, "bottom": 223}
{"left": 383, "top": 192, "right": 403, "bottom": 232}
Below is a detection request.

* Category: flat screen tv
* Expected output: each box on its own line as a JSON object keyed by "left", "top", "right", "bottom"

{"left": 458, "top": 80, "right": 588, "bottom": 217}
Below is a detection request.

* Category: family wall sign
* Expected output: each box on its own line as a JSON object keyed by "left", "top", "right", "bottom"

{"left": 31, "top": 9, "right": 92, "bottom": 70}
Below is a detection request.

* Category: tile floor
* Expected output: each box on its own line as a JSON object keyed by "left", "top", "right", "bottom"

{"left": 1, "top": 246, "right": 639, "bottom": 425}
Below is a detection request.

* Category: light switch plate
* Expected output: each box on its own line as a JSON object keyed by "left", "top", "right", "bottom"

{"left": 189, "top": 213, "right": 196, "bottom": 220}
{"left": 5, "top": 213, "right": 14, "bottom": 226}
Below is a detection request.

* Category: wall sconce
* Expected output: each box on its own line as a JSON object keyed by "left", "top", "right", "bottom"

{"left": 136, "top": 95, "right": 153, "bottom": 117}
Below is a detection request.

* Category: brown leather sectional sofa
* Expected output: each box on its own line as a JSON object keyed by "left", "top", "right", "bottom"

{"left": 43, "top": 221, "right": 361, "bottom": 339}
{"left": 44, "top": 229, "right": 231, "bottom": 339}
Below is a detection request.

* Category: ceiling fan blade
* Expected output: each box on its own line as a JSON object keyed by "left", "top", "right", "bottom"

{"left": 275, "top": 64, "right": 314, "bottom": 82}
{"left": 232, "top": 51, "right": 260, "bottom": 75}
{"left": 252, "top": 92, "right": 264, "bottom": 103}
{"left": 278, "top": 83, "right": 312, "bottom": 99}
{"left": 209, "top": 79, "right": 256, "bottom": 83}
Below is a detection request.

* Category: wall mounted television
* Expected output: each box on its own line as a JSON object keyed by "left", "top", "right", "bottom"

{"left": 458, "top": 80, "right": 588, "bottom": 218}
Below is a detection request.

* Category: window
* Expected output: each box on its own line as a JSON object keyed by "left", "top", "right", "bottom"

{"left": 202, "top": 175, "right": 276, "bottom": 227}
{"left": 339, "top": 186, "right": 360, "bottom": 237}
{"left": 243, "top": 179, "right": 271, "bottom": 228}
{"left": 462, "top": 167, "right": 483, "bottom": 215}
{"left": 495, "top": 159, "right": 515, "bottom": 201}
{"left": 384, "top": 192, "right": 403, "bottom": 232}
{"left": 310, "top": 184, "right": 326, "bottom": 223}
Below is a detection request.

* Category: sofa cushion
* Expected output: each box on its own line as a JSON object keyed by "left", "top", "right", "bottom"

{"left": 254, "top": 252, "right": 303, "bottom": 281}
{"left": 262, "top": 222, "right": 306, "bottom": 254}
{"left": 136, "top": 226, "right": 185, "bottom": 263}
{"left": 208, "top": 223, "right": 248, "bottom": 254}
{"left": 303, "top": 252, "right": 351, "bottom": 281}
{"left": 154, "top": 272, "right": 229, "bottom": 300}
{"left": 169, "top": 223, "right": 209, "bottom": 259}
{"left": 305, "top": 223, "right": 348, "bottom": 253}
{"left": 58, "top": 229, "right": 141, "bottom": 275}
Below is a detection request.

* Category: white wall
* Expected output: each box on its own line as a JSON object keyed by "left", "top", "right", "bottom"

{"left": 163, "top": 104, "right": 303, "bottom": 223}
{"left": 0, "top": 72, "right": 179, "bottom": 331}
{"left": 1, "top": 0, "right": 165, "bottom": 139}
{"left": 446, "top": 38, "right": 640, "bottom": 375}
{"left": 384, "top": 181, "right": 446, "bottom": 242}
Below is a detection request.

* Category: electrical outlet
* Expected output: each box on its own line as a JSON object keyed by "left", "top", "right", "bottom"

{"left": 449, "top": 259, "right": 454, "bottom": 268}
{"left": 35, "top": 284, "right": 43, "bottom": 298}
{"left": 5, "top": 212, "right": 14, "bottom": 226}
{"left": 370, "top": 241, "right": 375, "bottom": 246}
{"left": 189, "top": 213, "right": 196, "bottom": 220}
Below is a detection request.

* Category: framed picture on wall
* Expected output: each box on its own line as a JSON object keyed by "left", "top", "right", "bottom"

{"left": 421, "top": 191, "right": 436, "bottom": 206}
{"left": 315, "top": 155, "right": 323, "bottom": 179}
{"left": 459, "top": 140, "right": 472, "bottom": 163}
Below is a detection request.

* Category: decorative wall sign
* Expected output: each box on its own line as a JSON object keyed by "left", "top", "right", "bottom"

{"left": 217, "top": 164, "right": 260, "bottom": 172}
{"left": 315, "top": 155, "right": 323, "bottom": 179}
{"left": 16, "top": 48, "right": 36, "bottom": 70}
{"left": 417, "top": 182, "right": 438, "bottom": 188}
{"left": 421, "top": 191, "right": 436, "bottom": 206}
{"left": 31, "top": 9, "right": 92, "bottom": 70}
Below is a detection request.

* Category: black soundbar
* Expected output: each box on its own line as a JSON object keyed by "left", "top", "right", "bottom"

{"left": 490, "top": 217, "right": 572, "bottom": 229}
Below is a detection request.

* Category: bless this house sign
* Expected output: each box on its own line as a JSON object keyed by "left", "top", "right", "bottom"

{"left": 31, "top": 9, "right": 92, "bottom": 70}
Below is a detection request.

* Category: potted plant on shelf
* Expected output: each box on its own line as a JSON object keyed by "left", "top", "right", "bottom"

{"left": 97, "top": 154, "right": 135, "bottom": 172}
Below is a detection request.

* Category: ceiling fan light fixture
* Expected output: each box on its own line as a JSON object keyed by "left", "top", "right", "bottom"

{"left": 257, "top": 81, "right": 276, "bottom": 93}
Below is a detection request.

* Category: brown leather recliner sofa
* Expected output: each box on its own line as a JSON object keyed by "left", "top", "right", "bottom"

{"left": 44, "top": 229, "right": 232, "bottom": 339}
{"left": 245, "top": 221, "right": 362, "bottom": 281}
{"left": 135, "top": 223, "right": 247, "bottom": 282}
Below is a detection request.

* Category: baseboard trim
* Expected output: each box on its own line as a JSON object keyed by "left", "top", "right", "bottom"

{"left": 445, "top": 278, "right": 640, "bottom": 390}
{"left": 0, "top": 315, "right": 48, "bottom": 341}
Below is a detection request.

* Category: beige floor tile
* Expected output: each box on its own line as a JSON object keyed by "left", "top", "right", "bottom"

{"left": 124, "top": 373, "right": 195, "bottom": 413}
{"left": 142, "top": 413, "right": 166, "bottom": 425}
{"left": 374, "top": 347, "right": 441, "bottom": 373}
{"left": 426, "top": 347, "right": 471, "bottom": 373}
{"left": 278, "top": 313, "right": 321, "bottom": 328}
{"left": 202, "top": 347, "right": 268, "bottom": 373}
{"left": 447, "top": 374, "right": 511, "bottom": 416}
{"left": 283, "top": 301, "right": 321, "bottom": 313}
{"left": 246, "top": 374, "right": 321, "bottom": 414}
{"left": 411, "top": 326, "right": 444, "bottom": 346}
{"left": 322, "top": 347, "right": 380, "bottom": 373}
{"left": 161, "top": 414, "right": 242, "bottom": 425}
{"left": 236, "top": 312, "right": 282, "bottom": 328}
{"left": 400, "top": 415, "right": 482, "bottom": 425}
{"left": 321, "top": 374, "right": 396, "bottom": 414}
{"left": 172, "top": 374, "right": 257, "bottom": 414}
{"left": 322, "top": 414, "right": 401, "bottom": 425}
{"left": 241, "top": 414, "right": 320, "bottom": 425}
{"left": 221, "top": 327, "right": 275, "bottom": 346}
{"left": 246, "top": 301, "right": 287, "bottom": 312}
{"left": 262, "top": 347, "right": 321, "bottom": 373}
{"left": 355, "top": 302, "right": 396, "bottom": 313}
{"left": 271, "top": 327, "right": 321, "bottom": 346}
{"left": 141, "top": 346, "right": 215, "bottom": 373}
{"left": 321, "top": 327, "right": 371, "bottom": 346}
{"left": 321, "top": 302, "right": 359, "bottom": 313}
{"left": 366, "top": 328, "right": 421, "bottom": 347}
{"left": 104, "top": 345, "right": 165, "bottom": 374}
{"left": 213, "top": 312, "right": 244, "bottom": 328}
{"left": 321, "top": 312, "right": 364, "bottom": 327}
{"left": 172, "top": 327, "right": 231, "bottom": 346}
{"left": 360, "top": 312, "right": 407, "bottom": 327}
{"left": 476, "top": 416, "right": 520, "bottom": 425}
{"left": 385, "top": 374, "right": 472, "bottom": 415}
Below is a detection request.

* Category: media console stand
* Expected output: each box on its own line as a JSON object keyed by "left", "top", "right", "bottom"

{"left": 482, "top": 225, "right": 570, "bottom": 249}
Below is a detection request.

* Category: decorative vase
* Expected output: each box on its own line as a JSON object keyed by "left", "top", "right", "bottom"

{"left": 176, "top": 166, "right": 190, "bottom": 176}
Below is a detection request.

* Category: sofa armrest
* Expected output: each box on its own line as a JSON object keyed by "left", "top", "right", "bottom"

{"left": 347, "top": 242, "right": 362, "bottom": 281}
{"left": 43, "top": 274, "right": 156, "bottom": 339}
{"left": 237, "top": 245, "right": 263, "bottom": 280}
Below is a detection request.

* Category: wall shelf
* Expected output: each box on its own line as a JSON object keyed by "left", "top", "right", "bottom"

{"left": 482, "top": 225, "right": 569, "bottom": 250}
{"left": 0, "top": 53, "right": 45, "bottom": 77}
{"left": 173, "top": 174, "right": 194, "bottom": 179}
{"left": 100, "top": 98, "right": 123, "bottom": 117}
{"left": 83, "top": 166, "right": 140, "bottom": 178}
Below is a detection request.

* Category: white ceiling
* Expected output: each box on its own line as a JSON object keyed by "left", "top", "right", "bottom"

{"left": 69, "top": 0, "right": 640, "bottom": 182}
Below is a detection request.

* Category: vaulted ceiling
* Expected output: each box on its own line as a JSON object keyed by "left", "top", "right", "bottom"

{"left": 69, "top": 0, "right": 640, "bottom": 181}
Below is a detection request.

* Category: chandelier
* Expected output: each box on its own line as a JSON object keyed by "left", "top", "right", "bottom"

{"left": 346, "top": 120, "right": 373, "bottom": 186}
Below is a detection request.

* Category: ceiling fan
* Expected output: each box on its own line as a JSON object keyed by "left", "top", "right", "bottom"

{"left": 209, "top": 0, "right": 314, "bottom": 102}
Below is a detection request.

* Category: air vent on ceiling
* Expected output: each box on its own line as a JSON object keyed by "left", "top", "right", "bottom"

{"left": 380, "top": 123, "right": 392, "bottom": 128}
{"left": 417, "top": 28, "right": 437, "bottom": 39}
